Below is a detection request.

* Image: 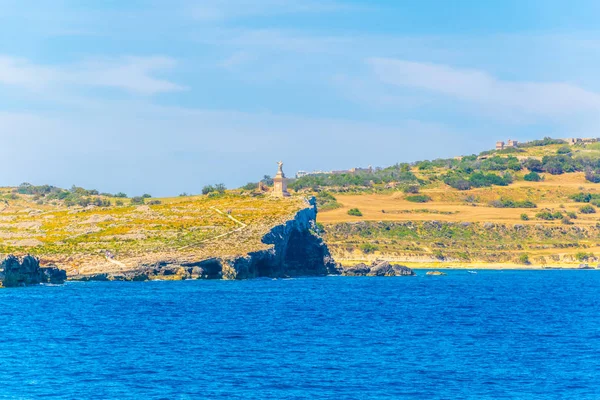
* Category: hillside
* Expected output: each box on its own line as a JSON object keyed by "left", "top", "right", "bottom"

{"left": 314, "top": 139, "right": 600, "bottom": 269}
{"left": 0, "top": 187, "right": 309, "bottom": 277}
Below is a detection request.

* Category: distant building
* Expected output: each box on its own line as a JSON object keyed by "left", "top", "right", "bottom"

{"left": 496, "top": 139, "right": 518, "bottom": 150}
{"left": 566, "top": 138, "right": 599, "bottom": 145}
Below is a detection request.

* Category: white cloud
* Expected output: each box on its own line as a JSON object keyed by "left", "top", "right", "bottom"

{"left": 369, "top": 58, "right": 600, "bottom": 117}
{"left": 0, "top": 55, "right": 185, "bottom": 95}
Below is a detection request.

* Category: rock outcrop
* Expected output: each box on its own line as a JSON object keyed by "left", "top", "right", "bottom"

{"left": 341, "top": 260, "right": 415, "bottom": 277}
{"left": 0, "top": 255, "right": 67, "bottom": 287}
{"left": 73, "top": 198, "right": 340, "bottom": 281}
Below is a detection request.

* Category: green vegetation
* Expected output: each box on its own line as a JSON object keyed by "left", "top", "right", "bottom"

{"left": 580, "top": 205, "right": 596, "bottom": 214}
{"left": 359, "top": 243, "right": 378, "bottom": 254}
{"left": 315, "top": 192, "right": 342, "bottom": 211}
{"left": 489, "top": 199, "right": 537, "bottom": 208}
{"left": 536, "top": 211, "right": 564, "bottom": 221}
{"left": 524, "top": 171, "right": 542, "bottom": 182}
{"left": 347, "top": 208, "right": 363, "bottom": 217}
{"left": 405, "top": 195, "right": 431, "bottom": 203}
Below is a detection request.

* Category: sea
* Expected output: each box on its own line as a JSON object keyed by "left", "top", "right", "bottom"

{"left": 1, "top": 270, "right": 599, "bottom": 399}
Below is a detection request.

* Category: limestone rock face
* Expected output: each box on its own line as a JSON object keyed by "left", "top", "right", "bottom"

{"left": 0, "top": 255, "right": 67, "bottom": 287}
{"left": 223, "top": 198, "right": 339, "bottom": 279}
{"left": 341, "top": 261, "right": 415, "bottom": 277}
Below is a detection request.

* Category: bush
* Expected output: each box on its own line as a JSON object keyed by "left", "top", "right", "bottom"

{"left": 561, "top": 217, "right": 573, "bottom": 225}
{"left": 142, "top": 194, "right": 152, "bottom": 199}
{"left": 557, "top": 146, "right": 572, "bottom": 155}
{"left": 571, "top": 193, "right": 592, "bottom": 203}
{"left": 202, "top": 185, "right": 215, "bottom": 195}
{"left": 523, "top": 171, "right": 541, "bottom": 182}
{"left": 316, "top": 192, "right": 342, "bottom": 211}
{"left": 580, "top": 205, "right": 596, "bottom": 214}
{"left": 148, "top": 200, "right": 162, "bottom": 205}
{"left": 131, "top": 196, "right": 145, "bottom": 205}
{"left": 585, "top": 170, "right": 600, "bottom": 183}
{"left": 359, "top": 243, "right": 378, "bottom": 254}
{"left": 520, "top": 214, "right": 529, "bottom": 221}
{"left": 402, "top": 185, "right": 420, "bottom": 194}
{"left": 405, "top": 195, "right": 431, "bottom": 203}
{"left": 523, "top": 158, "right": 543, "bottom": 172}
{"left": 518, "top": 254, "right": 530, "bottom": 265}
{"left": 576, "top": 252, "right": 594, "bottom": 262}
{"left": 115, "top": 200, "right": 124, "bottom": 206}
{"left": 490, "top": 199, "right": 537, "bottom": 208}
{"left": 347, "top": 208, "right": 363, "bottom": 217}
{"left": 242, "top": 182, "right": 258, "bottom": 191}
{"left": 536, "top": 211, "right": 564, "bottom": 220}
{"left": 567, "top": 212, "right": 577, "bottom": 219}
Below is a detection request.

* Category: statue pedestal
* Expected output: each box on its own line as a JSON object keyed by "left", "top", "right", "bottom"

{"left": 272, "top": 173, "right": 291, "bottom": 197}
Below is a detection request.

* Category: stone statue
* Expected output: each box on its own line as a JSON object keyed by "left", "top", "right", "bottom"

{"left": 277, "top": 161, "right": 284, "bottom": 175}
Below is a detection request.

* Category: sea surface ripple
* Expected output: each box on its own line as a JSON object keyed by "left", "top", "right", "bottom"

{"left": 1, "top": 270, "right": 599, "bottom": 399}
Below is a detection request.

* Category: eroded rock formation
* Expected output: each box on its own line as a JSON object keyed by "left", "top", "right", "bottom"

{"left": 0, "top": 255, "right": 67, "bottom": 287}
{"left": 341, "top": 260, "right": 415, "bottom": 277}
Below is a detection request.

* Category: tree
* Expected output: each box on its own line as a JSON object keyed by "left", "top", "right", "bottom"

{"left": 202, "top": 185, "right": 215, "bottom": 195}
{"left": 214, "top": 183, "right": 226, "bottom": 194}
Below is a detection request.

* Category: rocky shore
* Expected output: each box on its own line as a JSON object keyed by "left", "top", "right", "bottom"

{"left": 0, "top": 255, "right": 67, "bottom": 288}
{"left": 341, "top": 260, "right": 415, "bottom": 277}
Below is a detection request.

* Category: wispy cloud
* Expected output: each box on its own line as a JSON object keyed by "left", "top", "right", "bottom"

{"left": 0, "top": 56, "right": 185, "bottom": 95}
{"left": 368, "top": 58, "right": 600, "bottom": 117}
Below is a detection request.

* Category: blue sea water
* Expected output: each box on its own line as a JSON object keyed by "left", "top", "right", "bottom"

{"left": 1, "top": 270, "right": 600, "bottom": 399}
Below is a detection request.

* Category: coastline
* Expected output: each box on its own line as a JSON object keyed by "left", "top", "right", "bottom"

{"left": 338, "top": 260, "right": 598, "bottom": 270}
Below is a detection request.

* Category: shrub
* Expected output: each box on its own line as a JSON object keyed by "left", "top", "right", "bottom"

{"left": 519, "top": 254, "right": 530, "bottom": 265}
{"left": 403, "top": 185, "right": 420, "bottom": 194}
{"left": 585, "top": 170, "right": 600, "bottom": 183}
{"left": 316, "top": 192, "right": 342, "bottom": 211}
{"left": 115, "top": 192, "right": 128, "bottom": 198}
{"left": 567, "top": 212, "right": 577, "bottom": 219}
{"left": 490, "top": 199, "right": 537, "bottom": 208}
{"left": 524, "top": 171, "right": 541, "bottom": 182}
{"left": 561, "top": 217, "right": 573, "bottom": 225}
{"left": 142, "top": 194, "right": 152, "bottom": 199}
{"left": 148, "top": 200, "right": 162, "bottom": 205}
{"left": 570, "top": 192, "right": 592, "bottom": 203}
{"left": 131, "top": 196, "right": 145, "bottom": 205}
{"left": 557, "top": 146, "right": 572, "bottom": 155}
{"left": 580, "top": 205, "right": 596, "bottom": 214}
{"left": 115, "top": 200, "right": 124, "bottom": 206}
{"left": 359, "top": 243, "right": 378, "bottom": 254}
{"left": 536, "top": 211, "right": 563, "bottom": 220}
{"left": 242, "top": 182, "right": 258, "bottom": 191}
{"left": 520, "top": 214, "right": 529, "bottom": 221}
{"left": 523, "top": 158, "right": 543, "bottom": 172}
{"left": 576, "top": 252, "right": 593, "bottom": 262}
{"left": 347, "top": 208, "right": 363, "bottom": 217}
{"left": 405, "top": 195, "right": 431, "bottom": 203}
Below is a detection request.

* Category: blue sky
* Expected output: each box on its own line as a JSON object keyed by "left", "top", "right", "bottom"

{"left": 1, "top": 0, "right": 599, "bottom": 196}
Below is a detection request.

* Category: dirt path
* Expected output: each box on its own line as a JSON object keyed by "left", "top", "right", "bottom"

{"left": 179, "top": 207, "right": 247, "bottom": 250}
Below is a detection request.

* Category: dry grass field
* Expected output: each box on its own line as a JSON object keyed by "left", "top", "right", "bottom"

{"left": 317, "top": 143, "right": 600, "bottom": 269}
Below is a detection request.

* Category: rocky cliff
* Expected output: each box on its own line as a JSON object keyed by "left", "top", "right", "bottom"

{"left": 74, "top": 198, "right": 340, "bottom": 281}
{"left": 0, "top": 255, "right": 67, "bottom": 287}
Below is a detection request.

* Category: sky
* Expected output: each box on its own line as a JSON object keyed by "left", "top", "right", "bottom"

{"left": 1, "top": 0, "right": 600, "bottom": 196}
